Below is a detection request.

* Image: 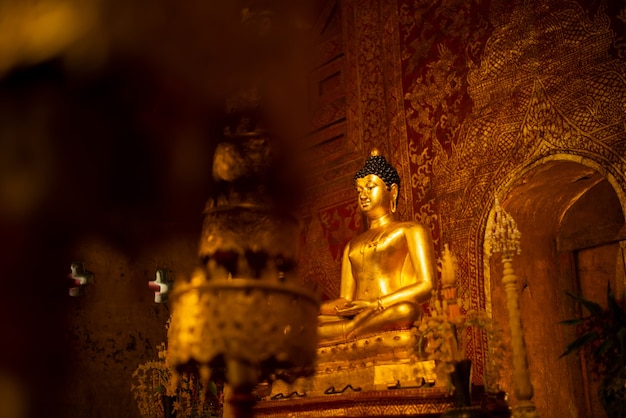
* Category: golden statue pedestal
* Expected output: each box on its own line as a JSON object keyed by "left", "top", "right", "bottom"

{"left": 257, "top": 330, "right": 510, "bottom": 417}
{"left": 268, "top": 330, "right": 436, "bottom": 398}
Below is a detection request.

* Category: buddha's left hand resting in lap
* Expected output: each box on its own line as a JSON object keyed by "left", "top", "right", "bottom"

{"left": 318, "top": 150, "right": 438, "bottom": 344}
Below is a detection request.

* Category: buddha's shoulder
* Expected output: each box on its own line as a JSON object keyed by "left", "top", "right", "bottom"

{"left": 384, "top": 221, "right": 432, "bottom": 239}
{"left": 390, "top": 220, "right": 430, "bottom": 232}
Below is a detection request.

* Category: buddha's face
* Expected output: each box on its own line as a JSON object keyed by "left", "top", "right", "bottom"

{"left": 355, "top": 174, "right": 392, "bottom": 218}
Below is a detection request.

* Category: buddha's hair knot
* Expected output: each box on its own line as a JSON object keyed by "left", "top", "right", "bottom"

{"left": 353, "top": 154, "right": 400, "bottom": 191}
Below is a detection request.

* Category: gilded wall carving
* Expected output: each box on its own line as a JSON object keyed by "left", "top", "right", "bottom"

{"left": 401, "top": 0, "right": 626, "bottom": 385}
{"left": 435, "top": 0, "right": 626, "bottom": 320}
{"left": 399, "top": 0, "right": 494, "bottom": 377}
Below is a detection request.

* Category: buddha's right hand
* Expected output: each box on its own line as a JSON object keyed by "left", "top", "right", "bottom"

{"left": 335, "top": 299, "right": 372, "bottom": 316}
{"left": 319, "top": 297, "right": 351, "bottom": 315}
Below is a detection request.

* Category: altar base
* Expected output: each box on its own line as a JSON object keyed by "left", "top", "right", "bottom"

{"left": 269, "top": 330, "right": 436, "bottom": 398}
{"left": 258, "top": 329, "right": 509, "bottom": 417}
{"left": 254, "top": 386, "right": 510, "bottom": 418}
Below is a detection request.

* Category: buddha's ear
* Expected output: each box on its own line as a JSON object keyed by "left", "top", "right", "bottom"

{"left": 390, "top": 183, "right": 399, "bottom": 213}
{"left": 390, "top": 183, "right": 399, "bottom": 198}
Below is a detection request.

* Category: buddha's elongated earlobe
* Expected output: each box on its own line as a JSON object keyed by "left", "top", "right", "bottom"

{"left": 390, "top": 184, "right": 398, "bottom": 213}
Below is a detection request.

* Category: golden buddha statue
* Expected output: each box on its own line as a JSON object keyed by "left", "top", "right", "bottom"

{"left": 318, "top": 149, "right": 438, "bottom": 344}
{"left": 265, "top": 150, "right": 438, "bottom": 398}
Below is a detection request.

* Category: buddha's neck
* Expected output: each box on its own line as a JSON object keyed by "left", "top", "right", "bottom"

{"left": 369, "top": 213, "right": 395, "bottom": 229}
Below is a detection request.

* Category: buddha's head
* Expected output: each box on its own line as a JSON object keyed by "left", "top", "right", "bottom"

{"left": 353, "top": 149, "right": 400, "bottom": 216}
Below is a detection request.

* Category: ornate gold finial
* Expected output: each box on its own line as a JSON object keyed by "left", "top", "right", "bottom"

{"left": 486, "top": 197, "right": 522, "bottom": 258}
{"left": 370, "top": 148, "right": 380, "bottom": 156}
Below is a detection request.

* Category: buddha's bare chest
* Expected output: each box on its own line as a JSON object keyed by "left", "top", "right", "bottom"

{"left": 347, "top": 228, "right": 408, "bottom": 277}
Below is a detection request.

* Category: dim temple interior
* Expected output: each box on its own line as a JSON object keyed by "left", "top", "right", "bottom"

{"left": 0, "top": 1, "right": 625, "bottom": 417}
